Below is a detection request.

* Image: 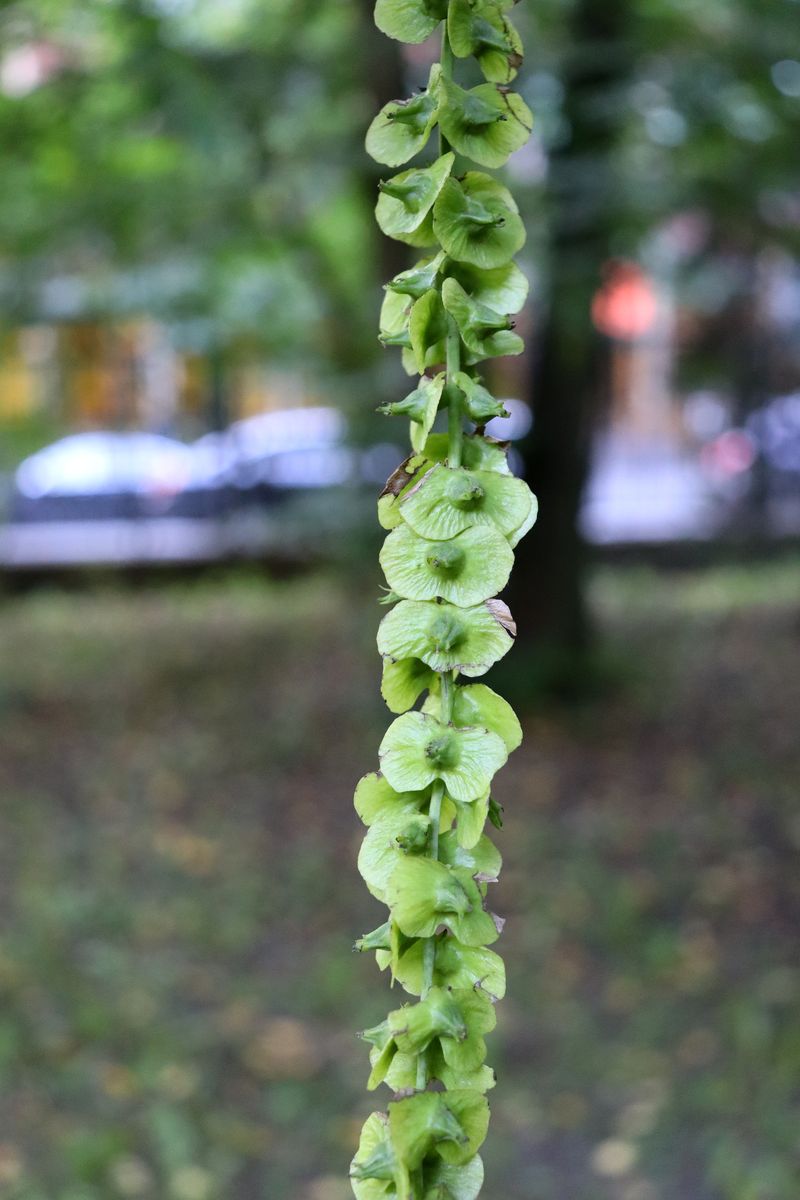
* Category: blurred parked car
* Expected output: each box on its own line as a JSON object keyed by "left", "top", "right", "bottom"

{"left": 11, "top": 432, "right": 203, "bottom": 522}
{"left": 9, "top": 409, "right": 362, "bottom": 525}
{"left": 224, "top": 406, "right": 355, "bottom": 493}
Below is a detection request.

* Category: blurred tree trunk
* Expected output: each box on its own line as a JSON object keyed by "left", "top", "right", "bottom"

{"left": 508, "top": 0, "right": 631, "bottom": 695}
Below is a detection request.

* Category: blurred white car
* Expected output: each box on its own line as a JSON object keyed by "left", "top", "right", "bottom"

{"left": 9, "top": 409, "right": 366, "bottom": 525}
{"left": 12, "top": 432, "right": 198, "bottom": 520}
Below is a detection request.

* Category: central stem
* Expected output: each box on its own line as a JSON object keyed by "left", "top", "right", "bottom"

{"left": 417, "top": 10, "right": 462, "bottom": 1082}
{"left": 446, "top": 316, "right": 463, "bottom": 469}
{"left": 415, "top": 673, "right": 452, "bottom": 1089}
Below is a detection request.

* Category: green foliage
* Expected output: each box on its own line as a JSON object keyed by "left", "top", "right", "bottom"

{"left": 354, "top": 5, "right": 533, "bottom": 1195}
{"left": 0, "top": 0, "right": 373, "bottom": 362}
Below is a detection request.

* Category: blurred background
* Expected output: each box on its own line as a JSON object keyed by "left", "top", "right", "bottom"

{"left": 0, "top": 2, "right": 798, "bottom": 1198}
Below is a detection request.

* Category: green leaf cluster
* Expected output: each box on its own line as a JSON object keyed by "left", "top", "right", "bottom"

{"left": 354, "top": 2, "right": 533, "bottom": 1195}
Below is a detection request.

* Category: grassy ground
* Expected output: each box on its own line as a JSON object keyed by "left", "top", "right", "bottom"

{"left": 0, "top": 562, "right": 798, "bottom": 1200}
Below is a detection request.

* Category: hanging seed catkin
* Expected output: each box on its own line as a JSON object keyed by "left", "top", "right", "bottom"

{"left": 352, "top": 4, "right": 534, "bottom": 1196}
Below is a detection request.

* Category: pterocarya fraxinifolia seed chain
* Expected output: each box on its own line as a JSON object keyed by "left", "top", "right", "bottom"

{"left": 351, "top": 3, "right": 534, "bottom": 1197}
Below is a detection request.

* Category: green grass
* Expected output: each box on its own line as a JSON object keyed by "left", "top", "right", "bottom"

{"left": 0, "top": 562, "right": 798, "bottom": 1200}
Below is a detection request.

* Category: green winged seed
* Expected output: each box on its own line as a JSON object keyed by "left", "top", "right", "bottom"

{"left": 488, "top": 795, "right": 504, "bottom": 830}
{"left": 424, "top": 681, "right": 522, "bottom": 752}
{"left": 402, "top": 346, "right": 424, "bottom": 377}
{"left": 378, "top": 1045, "right": 420, "bottom": 1092}
{"left": 438, "top": 77, "right": 532, "bottom": 169}
{"left": 446, "top": 258, "right": 529, "bottom": 314}
{"left": 389, "top": 1093, "right": 467, "bottom": 1171}
{"left": 358, "top": 805, "right": 432, "bottom": 901}
{"left": 374, "top": 0, "right": 448, "bottom": 44}
{"left": 423, "top": 432, "right": 511, "bottom": 474}
{"left": 377, "top": 598, "right": 515, "bottom": 678}
{"left": 354, "top": 771, "right": 431, "bottom": 826}
{"left": 506, "top": 491, "right": 539, "bottom": 548}
{"left": 367, "top": 1039, "right": 400, "bottom": 1091}
{"left": 435, "top": 940, "right": 508, "bottom": 1001}
{"left": 380, "top": 523, "right": 514, "bottom": 607}
{"left": 387, "top": 251, "right": 446, "bottom": 299}
{"left": 378, "top": 1044, "right": 495, "bottom": 1096}
{"left": 391, "top": 254, "right": 529, "bottom": 315}
{"left": 388, "top": 986, "right": 468, "bottom": 1052}
{"left": 442, "top": 277, "right": 524, "bottom": 360}
{"left": 448, "top": 0, "right": 524, "bottom": 84}
{"left": 448, "top": 789, "right": 491, "bottom": 849}
{"left": 433, "top": 172, "right": 525, "bottom": 269}
{"left": 413, "top": 380, "right": 445, "bottom": 453}
{"left": 393, "top": 938, "right": 506, "bottom": 1001}
{"left": 389, "top": 1091, "right": 490, "bottom": 1169}
{"left": 361, "top": 1018, "right": 393, "bottom": 1051}
{"left": 378, "top": 493, "right": 403, "bottom": 532}
{"left": 428, "top": 1048, "right": 497, "bottom": 1096}
{"left": 375, "top": 919, "right": 420, "bottom": 978}
{"left": 374, "top": 988, "right": 496, "bottom": 1088}
{"left": 366, "top": 64, "right": 442, "bottom": 167}
{"left": 409, "top": 289, "right": 449, "bottom": 374}
{"left": 354, "top": 921, "right": 392, "bottom": 954}
{"left": 379, "top": 373, "right": 445, "bottom": 455}
{"left": 381, "top": 655, "right": 437, "bottom": 714}
{"left": 437, "top": 990, "right": 496, "bottom": 1073}
{"left": 428, "top": 1092, "right": 491, "bottom": 1168}
{"left": 350, "top": 1111, "right": 411, "bottom": 1200}
{"left": 386, "top": 856, "right": 468, "bottom": 940}
{"left": 378, "top": 376, "right": 437, "bottom": 422}
{"left": 358, "top": 782, "right": 485, "bottom": 854}
{"left": 438, "top": 830, "right": 502, "bottom": 882}
{"left": 396, "top": 814, "right": 435, "bottom": 852}
{"left": 376, "top": 153, "right": 455, "bottom": 245}
{"left": 379, "top": 287, "right": 412, "bottom": 348}
{"left": 379, "top": 712, "right": 507, "bottom": 803}
{"left": 454, "top": 373, "right": 509, "bottom": 423}
{"left": 385, "top": 856, "right": 500, "bottom": 946}
{"left": 400, "top": 462, "right": 533, "bottom": 541}
{"left": 422, "top": 1154, "right": 485, "bottom": 1200}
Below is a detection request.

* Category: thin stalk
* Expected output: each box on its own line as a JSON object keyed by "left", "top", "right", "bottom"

{"left": 416, "top": 336, "right": 461, "bottom": 1093}
{"left": 446, "top": 316, "right": 463, "bottom": 468}
{"left": 416, "top": 777, "right": 444, "bottom": 1089}
{"left": 413, "top": 23, "right": 460, "bottom": 1091}
{"left": 416, "top": 14, "right": 462, "bottom": 1072}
